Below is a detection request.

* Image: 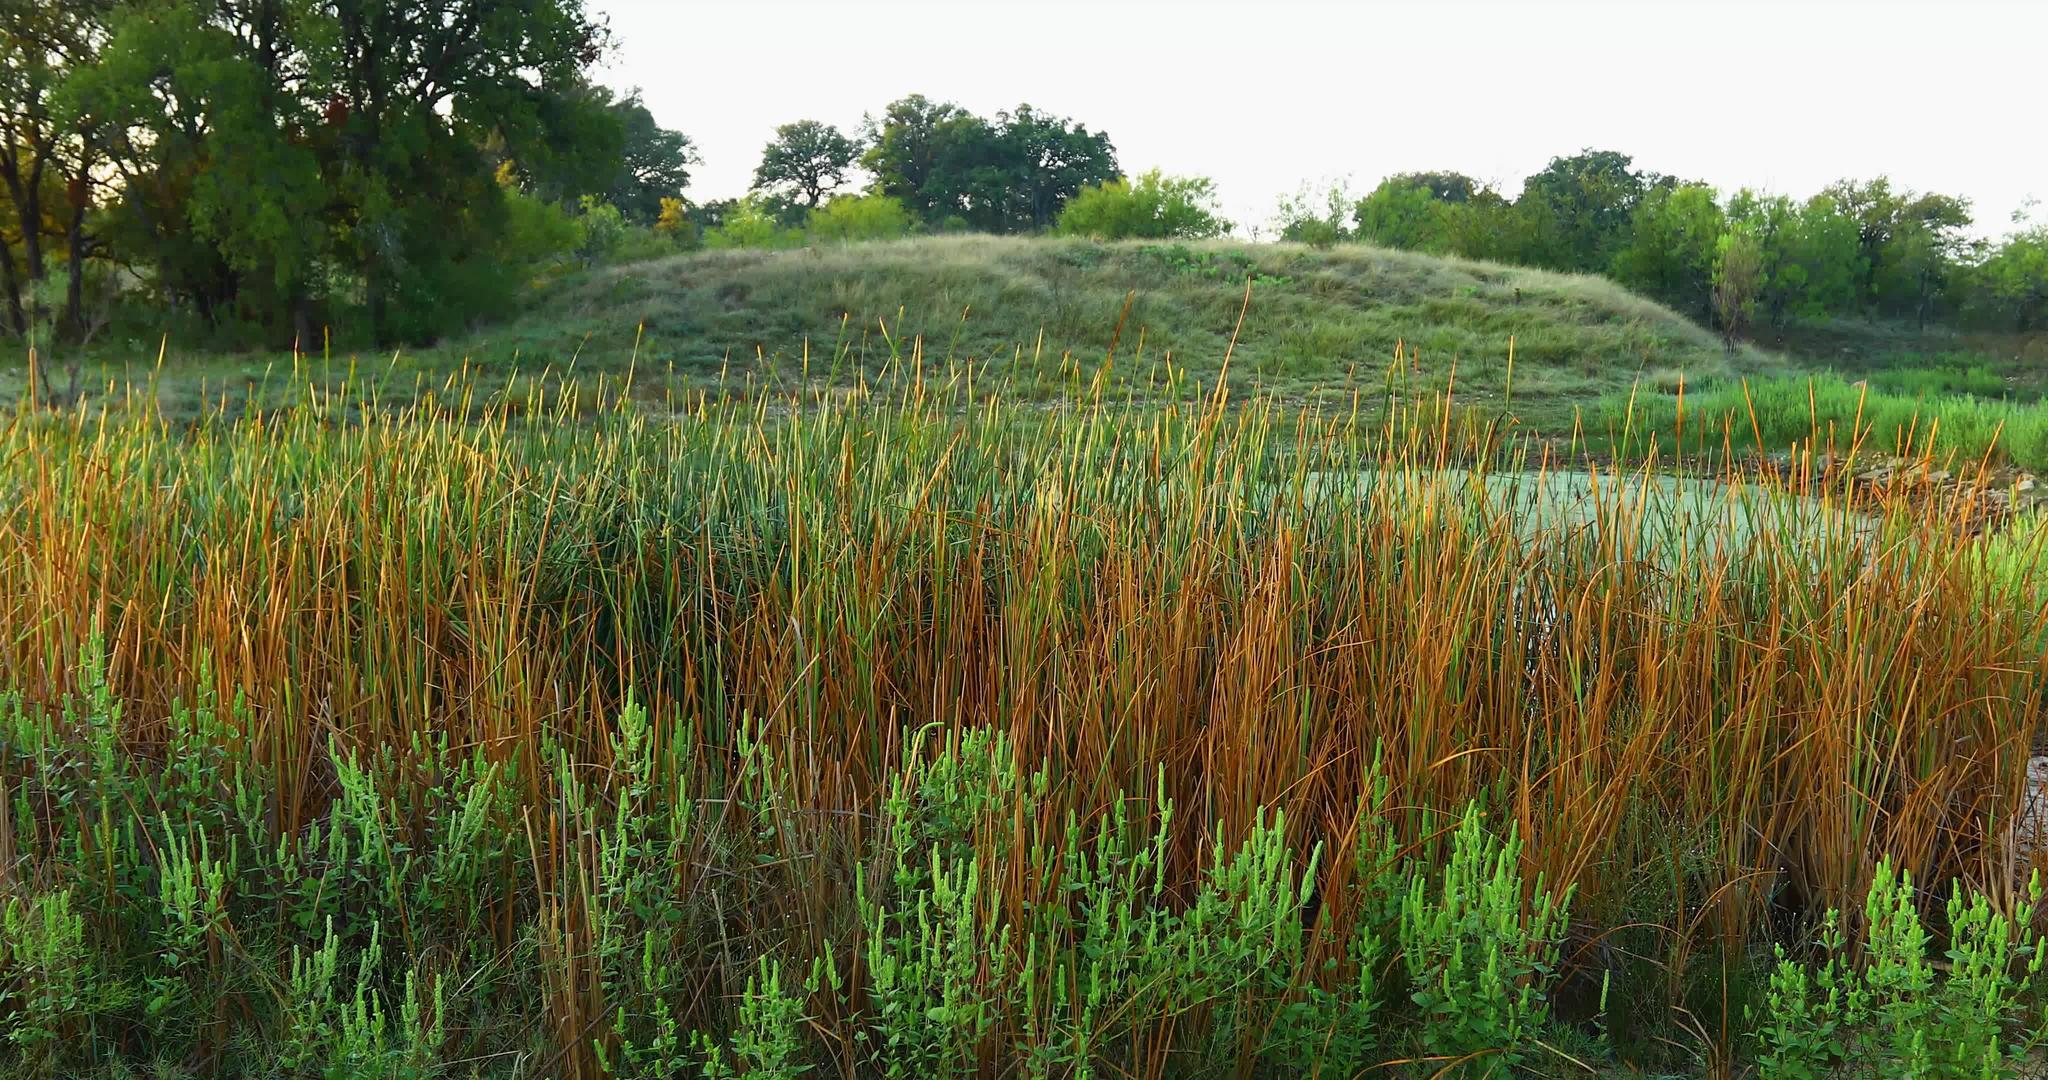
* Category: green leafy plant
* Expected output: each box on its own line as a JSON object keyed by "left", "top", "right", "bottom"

{"left": 1751, "top": 860, "right": 2048, "bottom": 1079}
{"left": 1399, "top": 806, "right": 1572, "bottom": 1076}
{"left": 0, "top": 890, "right": 99, "bottom": 1074}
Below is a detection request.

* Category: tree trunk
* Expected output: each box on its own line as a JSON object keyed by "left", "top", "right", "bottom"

{"left": 62, "top": 202, "right": 87, "bottom": 337}
{"left": 19, "top": 160, "right": 45, "bottom": 284}
{"left": 0, "top": 152, "right": 40, "bottom": 305}
{"left": 0, "top": 239, "right": 23, "bottom": 334}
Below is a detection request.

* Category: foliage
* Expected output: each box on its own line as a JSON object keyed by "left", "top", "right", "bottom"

{"left": 752, "top": 119, "right": 860, "bottom": 210}
{"left": 498, "top": 78, "right": 697, "bottom": 225}
{"left": 1713, "top": 223, "right": 1766, "bottom": 344}
{"left": 1753, "top": 192, "right": 1868, "bottom": 326}
{"left": 499, "top": 185, "right": 587, "bottom": 278}
{"left": 704, "top": 196, "right": 804, "bottom": 250}
{"left": 1353, "top": 176, "right": 1451, "bottom": 252}
{"left": 1751, "top": 862, "right": 2048, "bottom": 1079}
{"left": 576, "top": 195, "right": 629, "bottom": 267}
{"left": 1969, "top": 223, "right": 2048, "bottom": 331}
{"left": 805, "top": 192, "right": 914, "bottom": 243}
{"left": 3, "top": 358, "right": 2047, "bottom": 1075}
{"left": 1516, "top": 148, "right": 1654, "bottom": 272}
{"left": 600, "top": 89, "right": 699, "bottom": 223}
{"left": 1272, "top": 178, "right": 1357, "bottom": 247}
{"left": 858, "top": 94, "right": 973, "bottom": 221}
{"left": 1350, "top": 171, "right": 1498, "bottom": 255}
{"left": 1302, "top": 151, "right": 2039, "bottom": 339}
{"left": 0, "top": 0, "right": 109, "bottom": 337}
{"left": 861, "top": 95, "right": 1119, "bottom": 232}
{"left": 1611, "top": 182, "right": 1725, "bottom": 317}
{"left": 1053, "top": 170, "right": 1228, "bottom": 240}
{"left": 31, "top": 0, "right": 617, "bottom": 347}
{"left": 1129, "top": 242, "right": 1290, "bottom": 288}
{"left": 1400, "top": 808, "right": 1573, "bottom": 1076}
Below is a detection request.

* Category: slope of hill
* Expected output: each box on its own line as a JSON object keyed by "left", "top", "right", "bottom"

{"left": 451, "top": 235, "right": 1781, "bottom": 427}
{"left": 33, "top": 235, "right": 1796, "bottom": 428}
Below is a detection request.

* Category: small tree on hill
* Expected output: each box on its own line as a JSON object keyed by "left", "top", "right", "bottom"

{"left": 1713, "top": 226, "right": 1765, "bottom": 350}
{"left": 1273, "top": 179, "right": 1356, "bottom": 248}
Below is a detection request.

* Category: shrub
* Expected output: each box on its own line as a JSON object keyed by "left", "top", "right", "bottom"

{"left": 705, "top": 196, "right": 805, "bottom": 250}
{"left": 1, "top": 891, "right": 98, "bottom": 1074}
{"left": 498, "top": 187, "right": 584, "bottom": 277}
{"left": 1400, "top": 807, "right": 1573, "bottom": 1076}
{"left": 575, "top": 195, "right": 629, "bottom": 267}
{"left": 1273, "top": 178, "right": 1356, "bottom": 246}
{"left": 1055, "top": 170, "right": 1229, "bottom": 240}
{"left": 806, "top": 193, "right": 914, "bottom": 243}
{"left": 1750, "top": 860, "right": 2048, "bottom": 1078}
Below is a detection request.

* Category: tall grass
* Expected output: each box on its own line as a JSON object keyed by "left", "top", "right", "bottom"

{"left": 3, "top": 356, "right": 2046, "bottom": 1075}
{"left": 1603, "top": 373, "right": 2048, "bottom": 473}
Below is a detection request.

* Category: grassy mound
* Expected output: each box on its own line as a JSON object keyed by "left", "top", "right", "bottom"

{"left": 445, "top": 235, "right": 1776, "bottom": 427}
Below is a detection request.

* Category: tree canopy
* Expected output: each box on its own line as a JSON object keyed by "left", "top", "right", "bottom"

{"left": 861, "top": 96, "right": 1119, "bottom": 233}
{"left": 752, "top": 119, "right": 859, "bottom": 210}
{"left": 3, "top": 20, "right": 2040, "bottom": 362}
{"left": 6, "top": 0, "right": 683, "bottom": 347}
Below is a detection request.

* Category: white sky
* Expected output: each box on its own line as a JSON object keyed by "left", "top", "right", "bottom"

{"left": 595, "top": 0, "right": 2044, "bottom": 238}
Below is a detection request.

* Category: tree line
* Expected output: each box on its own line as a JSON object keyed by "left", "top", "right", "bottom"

{"left": 0, "top": 0, "right": 1139, "bottom": 352}
{"left": 3, "top": 1, "right": 2040, "bottom": 355}
{"left": 664, "top": 95, "right": 1129, "bottom": 248}
{"left": 1286, "top": 151, "right": 2047, "bottom": 337}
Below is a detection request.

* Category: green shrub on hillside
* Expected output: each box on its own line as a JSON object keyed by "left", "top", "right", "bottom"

{"left": 706, "top": 197, "right": 805, "bottom": 250}
{"left": 1055, "top": 170, "right": 1230, "bottom": 241}
{"left": 806, "top": 193, "right": 914, "bottom": 243}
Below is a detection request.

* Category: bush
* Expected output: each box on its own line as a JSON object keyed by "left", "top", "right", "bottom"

{"left": 1750, "top": 860, "right": 2048, "bottom": 1078}
{"left": 575, "top": 195, "right": 628, "bottom": 267}
{"left": 498, "top": 188, "right": 583, "bottom": 280}
{"left": 1272, "top": 178, "right": 1356, "bottom": 247}
{"left": 1054, "top": 170, "right": 1229, "bottom": 241}
{"left": 705, "top": 197, "right": 804, "bottom": 250}
{"left": 806, "top": 193, "right": 913, "bottom": 243}
{"left": 1400, "top": 807, "right": 1573, "bottom": 1076}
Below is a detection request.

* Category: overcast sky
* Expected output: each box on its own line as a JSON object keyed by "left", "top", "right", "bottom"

{"left": 594, "top": 0, "right": 2044, "bottom": 238}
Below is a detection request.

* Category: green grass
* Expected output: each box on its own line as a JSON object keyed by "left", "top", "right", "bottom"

{"left": 1767, "top": 316, "right": 2048, "bottom": 395}
{"left": 515, "top": 236, "right": 1778, "bottom": 422}
{"left": 1601, "top": 374, "right": 2048, "bottom": 473}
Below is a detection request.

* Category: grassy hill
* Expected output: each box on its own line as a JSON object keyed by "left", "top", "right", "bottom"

{"left": 33, "top": 235, "right": 1797, "bottom": 430}
{"left": 468, "top": 235, "right": 1780, "bottom": 427}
